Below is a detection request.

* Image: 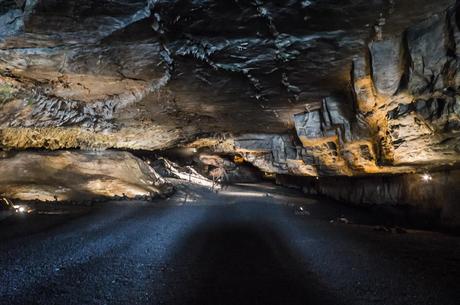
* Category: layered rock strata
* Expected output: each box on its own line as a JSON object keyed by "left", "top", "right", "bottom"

{"left": 0, "top": 150, "right": 171, "bottom": 201}
{"left": 189, "top": 6, "right": 460, "bottom": 178}
{"left": 0, "top": 0, "right": 456, "bottom": 152}
{"left": 276, "top": 169, "right": 460, "bottom": 228}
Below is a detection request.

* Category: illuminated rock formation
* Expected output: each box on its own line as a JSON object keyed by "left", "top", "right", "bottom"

{"left": 0, "top": 150, "right": 170, "bottom": 201}
{"left": 0, "top": 0, "right": 456, "bottom": 152}
{"left": 208, "top": 5, "right": 460, "bottom": 178}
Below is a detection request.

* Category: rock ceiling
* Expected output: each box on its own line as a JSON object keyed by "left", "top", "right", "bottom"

{"left": 0, "top": 0, "right": 459, "bottom": 177}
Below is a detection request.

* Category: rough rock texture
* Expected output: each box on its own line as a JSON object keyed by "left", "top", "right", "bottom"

{"left": 193, "top": 154, "right": 261, "bottom": 183}
{"left": 187, "top": 5, "right": 460, "bottom": 178}
{"left": 0, "top": 150, "right": 170, "bottom": 201}
{"left": 295, "top": 169, "right": 460, "bottom": 228}
{"left": 152, "top": 157, "right": 219, "bottom": 189}
{"left": 356, "top": 6, "right": 460, "bottom": 167}
{"left": 0, "top": 0, "right": 456, "bottom": 151}
{"left": 369, "top": 37, "right": 405, "bottom": 96}
{"left": 234, "top": 134, "right": 299, "bottom": 174}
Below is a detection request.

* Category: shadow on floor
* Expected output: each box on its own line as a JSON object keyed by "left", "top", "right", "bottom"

{"left": 158, "top": 219, "right": 346, "bottom": 305}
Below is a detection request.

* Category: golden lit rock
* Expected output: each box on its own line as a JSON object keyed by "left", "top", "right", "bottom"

{"left": 0, "top": 150, "right": 169, "bottom": 201}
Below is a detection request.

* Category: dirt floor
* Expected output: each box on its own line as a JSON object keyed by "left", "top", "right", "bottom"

{"left": 1, "top": 182, "right": 459, "bottom": 305}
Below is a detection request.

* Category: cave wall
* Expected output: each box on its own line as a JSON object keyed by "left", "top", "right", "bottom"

{"left": 277, "top": 169, "right": 460, "bottom": 228}
{"left": 183, "top": 5, "right": 460, "bottom": 227}
{"left": 199, "top": 5, "right": 460, "bottom": 179}
{"left": 1, "top": 1, "right": 459, "bottom": 172}
{"left": 0, "top": 150, "right": 171, "bottom": 201}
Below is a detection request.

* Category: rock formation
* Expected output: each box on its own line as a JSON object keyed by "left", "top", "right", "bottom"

{"left": 0, "top": 150, "right": 170, "bottom": 201}
{"left": 0, "top": 0, "right": 456, "bottom": 151}
{"left": 189, "top": 4, "right": 460, "bottom": 179}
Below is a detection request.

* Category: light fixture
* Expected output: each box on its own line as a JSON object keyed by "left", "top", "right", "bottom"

{"left": 13, "top": 205, "right": 29, "bottom": 213}
{"left": 421, "top": 173, "right": 432, "bottom": 182}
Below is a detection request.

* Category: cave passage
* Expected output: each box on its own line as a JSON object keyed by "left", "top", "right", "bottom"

{"left": 2, "top": 0, "right": 460, "bottom": 304}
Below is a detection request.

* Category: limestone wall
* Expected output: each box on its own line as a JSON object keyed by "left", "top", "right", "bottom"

{"left": 0, "top": 150, "right": 171, "bottom": 201}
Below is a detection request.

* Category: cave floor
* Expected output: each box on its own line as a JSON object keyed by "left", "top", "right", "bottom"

{"left": 0, "top": 183, "right": 459, "bottom": 305}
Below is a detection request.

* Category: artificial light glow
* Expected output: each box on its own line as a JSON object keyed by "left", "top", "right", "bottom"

{"left": 422, "top": 173, "right": 432, "bottom": 182}
{"left": 13, "top": 205, "right": 26, "bottom": 213}
{"left": 13, "top": 205, "right": 30, "bottom": 213}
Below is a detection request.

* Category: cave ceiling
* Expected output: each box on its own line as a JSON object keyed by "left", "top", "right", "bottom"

{"left": 0, "top": 0, "right": 456, "bottom": 148}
